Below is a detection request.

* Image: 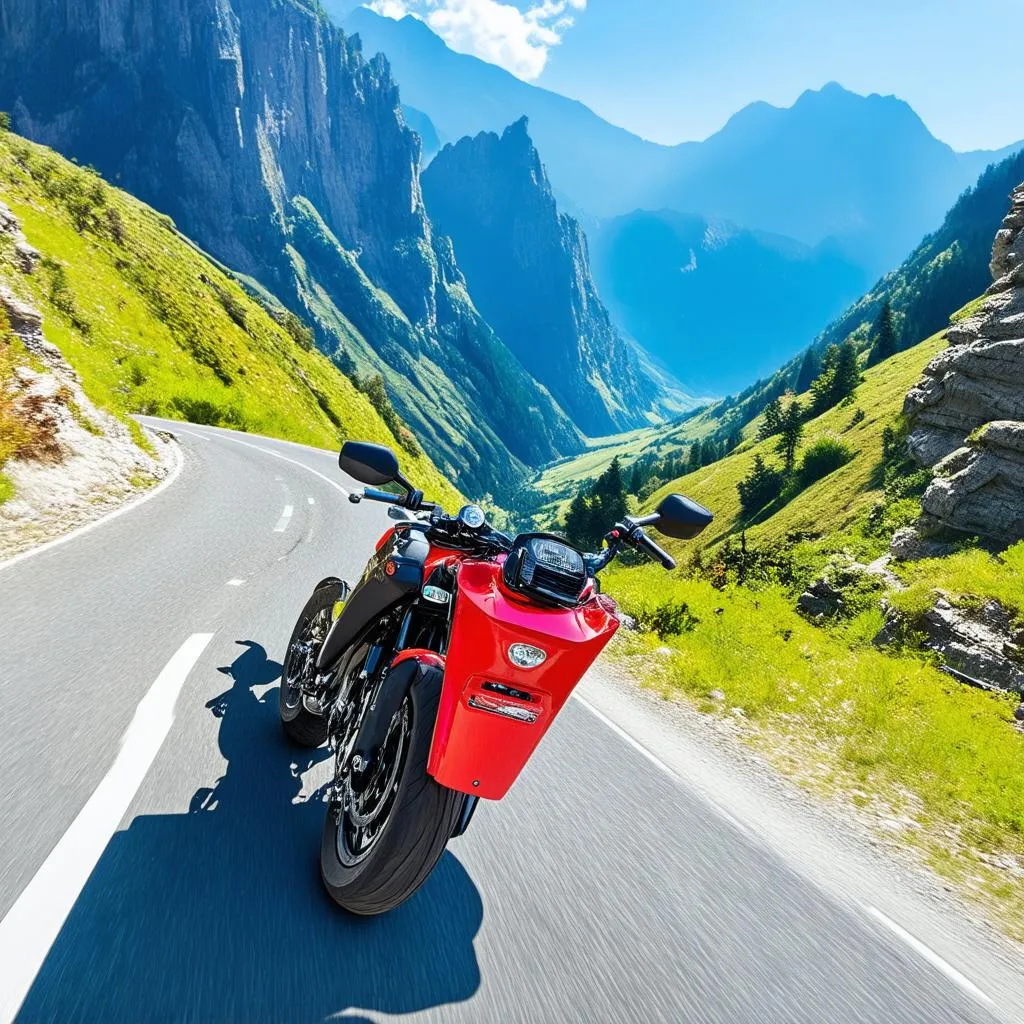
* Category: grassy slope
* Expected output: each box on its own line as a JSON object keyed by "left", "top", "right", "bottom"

{"left": 600, "top": 324, "right": 1024, "bottom": 939}
{"left": 0, "top": 131, "right": 462, "bottom": 510}
{"left": 647, "top": 331, "right": 946, "bottom": 552}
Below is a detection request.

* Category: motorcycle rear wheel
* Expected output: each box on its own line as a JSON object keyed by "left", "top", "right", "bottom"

{"left": 320, "top": 662, "right": 464, "bottom": 915}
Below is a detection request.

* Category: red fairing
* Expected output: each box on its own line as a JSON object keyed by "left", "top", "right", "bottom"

{"left": 427, "top": 559, "right": 619, "bottom": 799}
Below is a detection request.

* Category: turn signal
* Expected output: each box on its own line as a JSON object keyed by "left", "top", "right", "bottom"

{"left": 508, "top": 643, "right": 546, "bottom": 669}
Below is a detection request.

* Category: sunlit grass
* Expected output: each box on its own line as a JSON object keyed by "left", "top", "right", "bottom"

{"left": 0, "top": 132, "right": 463, "bottom": 510}
{"left": 607, "top": 563, "right": 1024, "bottom": 933}
{"left": 891, "top": 544, "right": 1024, "bottom": 621}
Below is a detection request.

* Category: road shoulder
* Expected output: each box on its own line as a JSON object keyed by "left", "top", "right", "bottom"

{"left": 578, "top": 661, "right": 1024, "bottom": 1022}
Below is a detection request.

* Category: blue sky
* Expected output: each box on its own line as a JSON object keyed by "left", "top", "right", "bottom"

{"left": 364, "top": 0, "right": 1023, "bottom": 151}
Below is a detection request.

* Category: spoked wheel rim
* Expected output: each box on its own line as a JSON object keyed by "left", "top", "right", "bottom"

{"left": 336, "top": 700, "right": 412, "bottom": 866}
{"left": 282, "top": 607, "right": 331, "bottom": 711}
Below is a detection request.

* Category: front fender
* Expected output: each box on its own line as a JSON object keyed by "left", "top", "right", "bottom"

{"left": 391, "top": 648, "right": 445, "bottom": 672}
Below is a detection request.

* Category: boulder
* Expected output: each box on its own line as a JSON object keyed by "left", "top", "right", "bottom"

{"left": 874, "top": 597, "right": 1024, "bottom": 695}
{"left": 797, "top": 579, "right": 844, "bottom": 618}
{"left": 902, "top": 183, "right": 1024, "bottom": 545}
{"left": 0, "top": 201, "right": 40, "bottom": 273}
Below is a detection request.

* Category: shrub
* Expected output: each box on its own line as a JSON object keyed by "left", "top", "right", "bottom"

{"left": 633, "top": 598, "right": 700, "bottom": 638}
{"left": 737, "top": 454, "right": 786, "bottom": 519}
{"left": 0, "top": 112, "right": 10, "bottom": 133}
{"left": 281, "top": 310, "right": 315, "bottom": 351}
{"left": 798, "top": 436, "right": 853, "bottom": 487}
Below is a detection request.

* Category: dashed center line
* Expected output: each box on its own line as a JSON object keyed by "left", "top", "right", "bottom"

{"left": 273, "top": 504, "right": 294, "bottom": 533}
{"left": 226, "top": 579, "right": 245, "bottom": 587}
{"left": 307, "top": 496, "right": 315, "bottom": 505}
{"left": 865, "top": 906, "right": 993, "bottom": 1007}
{"left": 0, "top": 632, "right": 215, "bottom": 1023}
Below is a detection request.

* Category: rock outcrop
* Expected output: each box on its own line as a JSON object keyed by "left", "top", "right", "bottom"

{"left": 1, "top": 208, "right": 173, "bottom": 557}
{"left": 421, "top": 118, "right": 659, "bottom": 436}
{"left": 903, "top": 183, "right": 1024, "bottom": 545}
{"left": 874, "top": 598, "right": 1024, "bottom": 697}
{"left": 0, "top": 0, "right": 583, "bottom": 496}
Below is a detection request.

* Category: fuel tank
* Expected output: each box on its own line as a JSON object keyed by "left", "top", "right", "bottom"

{"left": 316, "top": 526, "right": 428, "bottom": 670}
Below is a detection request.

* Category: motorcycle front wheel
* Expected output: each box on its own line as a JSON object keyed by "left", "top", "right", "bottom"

{"left": 280, "top": 580, "right": 344, "bottom": 747}
{"left": 320, "top": 662, "right": 464, "bottom": 915}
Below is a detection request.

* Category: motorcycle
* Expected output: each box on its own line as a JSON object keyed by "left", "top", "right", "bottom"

{"left": 280, "top": 440, "right": 713, "bottom": 915}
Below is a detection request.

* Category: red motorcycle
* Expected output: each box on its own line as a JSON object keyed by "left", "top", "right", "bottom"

{"left": 280, "top": 441, "right": 712, "bottom": 914}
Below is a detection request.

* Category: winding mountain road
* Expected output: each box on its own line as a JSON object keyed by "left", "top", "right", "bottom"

{"left": 0, "top": 419, "right": 1019, "bottom": 1023}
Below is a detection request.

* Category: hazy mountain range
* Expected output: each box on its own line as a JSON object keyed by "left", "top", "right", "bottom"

{"left": 589, "top": 212, "right": 867, "bottom": 394}
{"left": 422, "top": 118, "right": 667, "bottom": 435}
{"left": 341, "top": 8, "right": 1020, "bottom": 277}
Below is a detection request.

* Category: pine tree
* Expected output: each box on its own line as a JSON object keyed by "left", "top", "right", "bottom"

{"left": 795, "top": 347, "right": 819, "bottom": 393}
{"left": 628, "top": 461, "right": 645, "bottom": 495}
{"left": 590, "top": 457, "right": 629, "bottom": 538}
{"left": 687, "top": 443, "right": 702, "bottom": 473}
{"left": 834, "top": 341, "right": 861, "bottom": 401}
{"left": 775, "top": 401, "right": 804, "bottom": 472}
{"left": 563, "top": 492, "right": 591, "bottom": 550}
{"left": 810, "top": 341, "right": 860, "bottom": 415}
{"left": 870, "top": 299, "right": 897, "bottom": 364}
{"left": 737, "top": 455, "right": 785, "bottom": 518}
{"left": 758, "top": 397, "right": 784, "bottom": 440}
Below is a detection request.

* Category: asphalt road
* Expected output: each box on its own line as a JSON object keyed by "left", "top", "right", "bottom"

{"left": 0, "top": 419, "right": 1011, "bottom": 1023}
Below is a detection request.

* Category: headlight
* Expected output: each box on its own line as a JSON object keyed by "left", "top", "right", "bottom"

{"left": 508, "top": 643, "right": 547, "bottom": 669}
{"left": 502, "top": 533, "right": 587, "bottom": 607}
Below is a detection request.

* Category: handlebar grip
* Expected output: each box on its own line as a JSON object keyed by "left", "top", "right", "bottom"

{"left": 634, "top": 527, "right": 676, "bottom": 571}
{"left": 362, "top": 486, "right": 401, "bottom": 504}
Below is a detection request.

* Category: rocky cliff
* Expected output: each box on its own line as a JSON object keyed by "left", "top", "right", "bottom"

{"left": 0, "top": 203, "right": 175, "bottom": 557}
{"left": 0, "top": 0, "right": 581, "bottom": 496}
{"left": 421, "top": 118, "right": 660, "bottom": 437}
{"left": 903, "top": 182, "right": 1024, "bottom": 545}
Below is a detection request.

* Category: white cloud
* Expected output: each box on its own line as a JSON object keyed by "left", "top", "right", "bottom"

{"left": 366, "top": 0, "right": 586, "bottom": 80}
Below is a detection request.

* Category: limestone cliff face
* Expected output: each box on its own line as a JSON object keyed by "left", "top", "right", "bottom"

{"left": 0, "top": 0, "right": 581, "bottom": 495}
{"left": 422, "top": 118, "right": 659, "bottom": 436}
{"left": 904, "top": 183, "right": 1024, "bottom": 544}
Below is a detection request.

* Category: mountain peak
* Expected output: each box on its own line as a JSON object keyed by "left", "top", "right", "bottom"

{"left": 423, "top": 120, "right": 661, "bottom": 434}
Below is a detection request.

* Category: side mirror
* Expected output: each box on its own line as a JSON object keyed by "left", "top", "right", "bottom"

{"left": 653, "top": 493, "right": 714, "bottom": 540}
{"left": 339, "top": 441, "right": 400, "bottom": 486}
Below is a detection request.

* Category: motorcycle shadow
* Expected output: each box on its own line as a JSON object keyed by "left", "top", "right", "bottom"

{"left": 18, "top": 640, "right": 483, "bottom": 1024}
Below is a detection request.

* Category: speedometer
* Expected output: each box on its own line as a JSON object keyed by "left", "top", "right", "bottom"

{"left": 458, "top": 504, "right": 486, "bottom": 529}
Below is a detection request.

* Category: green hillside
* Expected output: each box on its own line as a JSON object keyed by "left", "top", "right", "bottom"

{"left": 0, "top": 131, "right": 462, "bottom": 510}
{"left": 597, "top": 319, "right": 1024, "bottom": 939}
{"left": 644, "top": 331, "right": 945, "bottom": 554}
{"left": 814, "top": 148, "right": 1024, "bottom": 357}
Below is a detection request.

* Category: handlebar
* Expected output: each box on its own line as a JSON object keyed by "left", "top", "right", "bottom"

{"left": 630, "top": 526, "right": 676, "bottom": 570}
{"left": 586, "top": 517, "right": 676, "bottom": 573}
{"left": 349, "top": 486, "right": 436, "bottom": 513}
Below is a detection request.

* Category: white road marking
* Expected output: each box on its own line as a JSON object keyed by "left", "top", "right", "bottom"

{"left": 572, "top": 694, "right": 752, "bottom": 836}
{"left": 308, "top": 497, "right": 315, "bottom": 505}
{"left": 171, "top": 427, "right": 208, "bottom": 441}
{"left": 161, "top": 425, "right": 349, "bottom": 498}
{"left": 0, "top": 431, "right": 184, "bottom": 575}
{"left": 865, "top": 906, "right": 994, "bottom": 1007}
{"left": 273, "top": 504, "right": 294, "bottom": 533}
{"left": 226, "top": 579, "right": 245, "bottom": 587}
{"left": 0, "top": 632, "right": 215, "bottom": 1023}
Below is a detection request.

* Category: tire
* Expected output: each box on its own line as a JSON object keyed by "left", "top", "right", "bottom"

{"left": 279, "top": 581, "right": 343, "bottom": 747}
{"left": 320, "top": 662, "right": 464, "bottom": 915}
